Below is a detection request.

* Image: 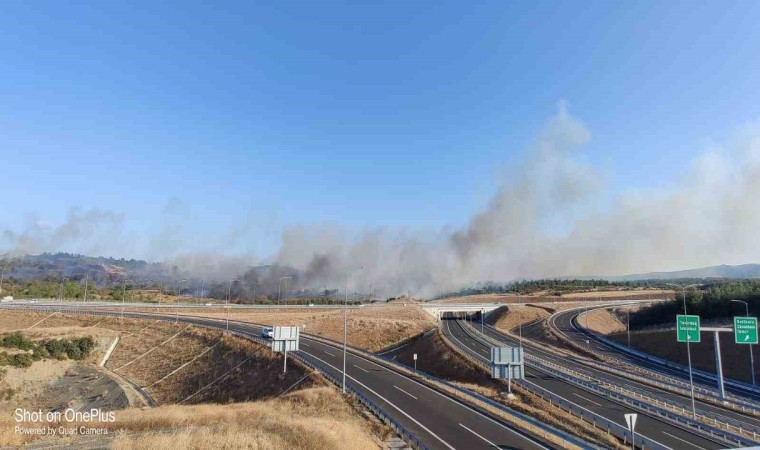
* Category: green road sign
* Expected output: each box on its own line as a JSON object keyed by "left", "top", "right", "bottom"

{"left": 734, "top": 317, "right": 758, "bottom": 344}
{"left": 677, "top": 315, "right": 700, "bottom": 343}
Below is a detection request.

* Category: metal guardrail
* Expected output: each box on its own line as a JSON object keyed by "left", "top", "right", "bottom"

{"left": 461, "top": 320, "right": 758, "bottom": 448}
{"left": 296, "top": 331, "right": 593, "bottom": 449}
{"left": 0, "top": 305, "right": 432, "bottom": 449}
{"left": 521, "top": 349, "right": 760, "bottom": 440}
{"left": 3, "top": 305, "right": 596, "bottom": 450}
{"left": 438, "top": 324, "right": 662, "bottom": 450}
{"left": 572, "top": 308, "right": 760, "bottom": 400}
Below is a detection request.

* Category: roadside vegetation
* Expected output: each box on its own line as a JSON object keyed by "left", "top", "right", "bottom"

{"left": 628, "top": 280, "right": 760, "bottom": 328}
{"left": 0, "top": 332, "right": 94, "bottom": 367}
{"left": 435, "top": 279, "right": 671, "bottom": 299}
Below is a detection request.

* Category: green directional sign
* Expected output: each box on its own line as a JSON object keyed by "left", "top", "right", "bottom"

{"left": 734, "top": 317, "right": 758, "bottom": 344}
{"left": 677, "top": 315, "right": 700, "bottom": 343}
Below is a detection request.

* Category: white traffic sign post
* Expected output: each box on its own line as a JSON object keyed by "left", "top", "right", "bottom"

{"left": 413, "top": 353, "right": 417, "bottom": 371}
{"left": 491, "top": 347, "right": 524, "bottom": 395}
{"left": 271, "top": 326, "right": 300, "bottom": 373}
{"left": 624, "top": 413, "right": 637, "bottom": 450}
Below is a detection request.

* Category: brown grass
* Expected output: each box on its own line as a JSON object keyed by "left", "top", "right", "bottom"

{"left": 171, "top": 304, "right": 436, "bottom": 352}
{"left": 578, "top": 308, "right": 627, "bottom": 335}
{"left": 487, "top": 305, "right": 551, "bottom": 332}
{"left": 0, "top": 387, "right": 385, "bottom": 449}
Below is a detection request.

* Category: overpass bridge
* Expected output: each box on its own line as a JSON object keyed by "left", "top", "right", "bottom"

{"left": 420, "top": 303, "right": 504, "bottom": 321}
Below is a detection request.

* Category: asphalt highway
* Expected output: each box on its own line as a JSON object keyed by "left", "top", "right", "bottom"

{"left": 7, "top": 305, "right": 558, "bottom": 450}
{"left": 550, "top": 307, "right": 760, "bottom": 403}
{"left": 476, "top": 315, "right": 760, "bottom": 433}
{"left": 443, "top": 318, "right": 726, "bottom": 450}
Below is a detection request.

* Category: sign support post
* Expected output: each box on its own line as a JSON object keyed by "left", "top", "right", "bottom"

{"left": 734, "top": 316, "right": 758, "bottom": 385}
{"left": 677, "top": 314, "right": 700, "bottom": 418}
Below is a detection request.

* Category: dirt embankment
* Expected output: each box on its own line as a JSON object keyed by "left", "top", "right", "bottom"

{"left": 578, "top": 308, "right": 627, "bottom": 335}
{"left": 486, "top": 305, "right": 551, "bottom": 333}
{"left": 386, "top": 327, "right": 622, "bottom": 449}
{"left": 172, "top": 303, "right": 436, "bottom": 352}
{"left": 0, "top": 311, "right": 389, "bottom": 449}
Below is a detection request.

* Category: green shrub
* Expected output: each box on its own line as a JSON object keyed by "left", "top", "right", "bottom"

{"left": 0, "top": 333, "right": 35, "bottom": 351}
{"left": 9, "top": 354, "right": 32, "bottom": 368}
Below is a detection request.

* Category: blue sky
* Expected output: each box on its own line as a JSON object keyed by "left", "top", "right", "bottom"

{"left": 2, "top": 1, "right": 760, "bottom": 260}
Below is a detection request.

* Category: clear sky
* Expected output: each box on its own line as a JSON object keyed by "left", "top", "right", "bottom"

{"left": 2, "top": 1, "right": 760, "bottom": 261}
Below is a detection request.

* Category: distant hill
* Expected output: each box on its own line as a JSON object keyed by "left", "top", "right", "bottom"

{"left": 613, "top": 264, "right": 760, "bottom": 281}
{"left": 0, "top": 252, "right": 164, "bottom": 285}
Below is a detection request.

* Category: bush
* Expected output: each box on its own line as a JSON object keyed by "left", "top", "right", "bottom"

{"left": 8, "top": 353, "right": 32, "bottom": 368}
{"left": 1, "top": 333, "right": 35, "bottom": 351}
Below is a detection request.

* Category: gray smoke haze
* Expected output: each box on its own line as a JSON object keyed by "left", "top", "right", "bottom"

{"left": 2, "top": 208, "right": 124, "bottom": 257}
{"left": 4, "top": 104, "right": 760, "bottom": 297}
{"left": 273, "top": 104, "right": 760, "bottom": 297}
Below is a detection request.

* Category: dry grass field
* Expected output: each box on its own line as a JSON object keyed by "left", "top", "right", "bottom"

{"left": 0, "top": 387, "right": 384, "bottom": 449}
{"left": 173, "top": 303, "right": 436, "bottom": 352}
{"left": 487, "top": 305, "right": 551, "bottom": 333}
{"left": 577, "top": 308, "right": 627, "bottom": 335}
{"left": 439, "top": 289, "right": 673, "bottom": 305}
{"left": 0, "top": 311, "right": 387, "bottom": 449}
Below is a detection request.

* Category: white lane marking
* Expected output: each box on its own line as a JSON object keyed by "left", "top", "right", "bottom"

{"left": 353, "top": 364, "right": 369, "bottom": 373}
{"left": 661, "top": 431, "right": 706, "bottom": 450}
{"left": 301, "top": 342, "right": 310, "bottom": 347}
{"left": 572, "top": 392, "right": 602, "bottom": 407}
{"left": 59, "top": 308, "right": 546, "bottom": 449}
{"left": 305, "top": 352, "right": 455, "bottom": 450}
{"left": 459, "top": 423, "right": 498, "bottom": 448}
{"left": 324, "top": 350, "right": 336, "bottom": 357}
{"left": 393, "top": 385, "right": 418, "bottom": 400}
{"left": 445, "top": 318, "right": 671, "bottom": 450}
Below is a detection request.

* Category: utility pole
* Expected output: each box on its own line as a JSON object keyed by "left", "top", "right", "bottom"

{"left": 83, "top": 274, "right": 89, "bottom": 306}
{"left": 343, "top": 266, "right": 364, "bottom": 393}
{"left": 278, "top": 276, "right": 291, "bottom": 306}
{"left": 177, "top": 279, "right": 186, "bottom": 324}
{"left": 225, "top": 279, "right": 238, "bottom": 331}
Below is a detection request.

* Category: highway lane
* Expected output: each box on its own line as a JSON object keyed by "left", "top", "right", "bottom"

{"left": 476, "top": 316, "right": 760, "bottom": 432}
{"left": 443, "top": 318, "right": 726, "bottom": 450}
{"left": 7, "top": 305, "right": 558, "bottom": 450}
{"left": 550, "top": 307, "right": 760, "bottom": 403}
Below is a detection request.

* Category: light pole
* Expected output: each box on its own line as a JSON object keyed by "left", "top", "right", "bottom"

{"left": 177, "top": 279, "right": 186, "bottom": 323}
{"left": 0, "top": 269, "right": 4, "bottom": 294}
{"left": 121, "top": 280, "right": 130, "bottom": 321}
{"left": 226, "top": 279, "right": 238, "bottom": 331}
{"left": 666, "top": 282, "right": 700, "bottom": 419}
{"left": 343, "top": 266, "right": 364, "bottom": 393}
{"left": 731, "top": 299, "right": 756, "bottom": 385}
{"left": 82, "top": 274, "right": 89, "bottom": 307}
{"left": 278, "top": 276, "right": 292, "bottom": 306}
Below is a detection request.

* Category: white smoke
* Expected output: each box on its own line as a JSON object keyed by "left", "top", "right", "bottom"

{"left": 5, "top": 104, "right": 760, "bottom": 297}
{"left": 273, "top": 104, "right": 760, "bottom": 297}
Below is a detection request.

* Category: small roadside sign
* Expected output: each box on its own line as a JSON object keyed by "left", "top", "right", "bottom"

{"left": 677, "top": 315, "right": 700, "bottom": 343}
{"left": 625, "top": 413, "right": 637, "bottom": 449}
{"left": 735, "top": 317, "right": 758, "bottom": 344}
{"left": 413, "top": 353, "right": 417, "bottom": 360}
{"left": 624, "top": 413, "right": 637, "bottom": 432}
